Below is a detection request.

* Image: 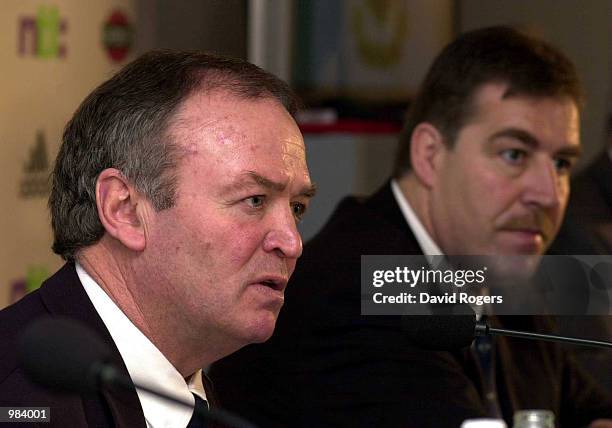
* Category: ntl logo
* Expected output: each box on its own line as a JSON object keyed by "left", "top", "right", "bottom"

{"left": 18, "top": 5, "right": 68, "bottom": 59}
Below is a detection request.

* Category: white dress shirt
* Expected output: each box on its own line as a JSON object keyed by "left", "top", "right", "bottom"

{"left": 390, "top": 179, "right": 443, "bottom": 261}
{"left": 76, "top": 263, "right": 207, "bottom": 428}
{"left": 391, "top": 180, "right": 486, "bottom": 317}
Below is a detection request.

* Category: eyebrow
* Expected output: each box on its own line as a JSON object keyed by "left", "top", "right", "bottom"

{"left": 488, "top": 128, "right": 582, "bottom": 158}
{"left": 231, "top": 171, "right": 317, "bottom": 198}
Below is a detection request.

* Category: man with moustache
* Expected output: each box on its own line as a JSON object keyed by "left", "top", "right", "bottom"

{"left": 0, "top": 51, "right": 315, "bottom": 427}
{"left": 210, "top": 27, "right": 612, "bottom": 427}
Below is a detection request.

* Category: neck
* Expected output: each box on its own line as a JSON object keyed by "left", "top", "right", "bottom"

{"left": 77, "top": 237, "right": 219, "bottom": 376}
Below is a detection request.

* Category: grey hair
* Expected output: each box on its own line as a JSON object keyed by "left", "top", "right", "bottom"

{"left": 50, "top": 50, "right": 300, "bottom": 261}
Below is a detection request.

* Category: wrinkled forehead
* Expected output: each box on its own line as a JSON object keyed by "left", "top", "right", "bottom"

{"left": 166, "top": 91, "right": 307, "bottom": 175}
{"left": 170, "top": 91, "right": 295, "bottom": 136}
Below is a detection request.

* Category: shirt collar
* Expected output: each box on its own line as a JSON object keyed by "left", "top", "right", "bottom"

{"left": 390, "top": 180, "right": 486, "bottom": 317}
{"left": 76, "top": 263, "right": 207, "bottom": 428}
{"left": 390, "top": 179, "right": 443, "bottom": 262}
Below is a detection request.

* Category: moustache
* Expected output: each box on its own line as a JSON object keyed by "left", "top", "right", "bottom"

{"left": 499, "top": 213, "right": 556, "bottom": 242}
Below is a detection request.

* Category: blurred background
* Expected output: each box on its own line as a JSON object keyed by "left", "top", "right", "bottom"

{"left": 1, "top": 0, "right": 611, "bottom": 308}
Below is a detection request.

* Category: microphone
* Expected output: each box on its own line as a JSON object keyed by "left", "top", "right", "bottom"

{"left": 475, "top": 319, "right": 612, "bottom": 350}
{"left": 401, "top": 314, "right": 477, "bottom": 350}
{"left": 18, "top": 317, "right": 257, "bottom": 428}
{"left": 402, "top": 311, "right": 612, "bottom": 351}
{"left": 19, "top": 317, "right": 112, "bottom": 394}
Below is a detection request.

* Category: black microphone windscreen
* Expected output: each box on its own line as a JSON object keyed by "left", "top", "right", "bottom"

{"left": 401, "top": 313, "right": 476, "bottom": 350}
{"left": 18, "top": 317, "right": 112, "bottom": 394}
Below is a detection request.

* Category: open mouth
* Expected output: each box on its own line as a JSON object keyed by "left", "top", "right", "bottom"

{"left": 255, "top": 277, "right": 287, "bottom": 292}
{"left": 260, "top": 280, "right": 282, "bottom": 291}
{"left": 501, "top": 227, "right": 543, "bottom": 238}
{"left": 514, "top": 229, "right": 544, "bottom": 239}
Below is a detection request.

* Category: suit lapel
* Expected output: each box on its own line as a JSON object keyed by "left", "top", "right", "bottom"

{"left": 202, "top": 371, "right": 219, "bottom": 408}
{"left": 39, "top": 263, "right": 147, "bottom": 428}
{"left": 364, "top": 181, "right": 424, "bottom": 254}
{"left": 592, "top": 153, "right": 612, "bottom": 209}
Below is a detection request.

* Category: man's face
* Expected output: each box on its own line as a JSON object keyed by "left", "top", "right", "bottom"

{"left": 429, "top": 83, "right": 581, "bottom": 266}
{"left": 142, "top": 92, "right": 313, "bottom": 350}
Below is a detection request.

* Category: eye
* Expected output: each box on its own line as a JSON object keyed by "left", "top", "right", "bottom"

{"left": 291, "top": 202, "right": 307, "bottom": 221}
{"left": 554, "top": 157, "right": 573, "bottom": 173}
{"left": 245, "top": 195, "right": 265, "bottom": 208}
{"left": 500, "top": 148, "right": 527, "bottom": 164}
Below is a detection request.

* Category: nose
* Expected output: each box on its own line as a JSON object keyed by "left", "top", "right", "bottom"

{"left": 522, "top": 157, "right": 564, "bottom": 209}
{"left": 263, "top": 207, "right": 303, "bottom": 259}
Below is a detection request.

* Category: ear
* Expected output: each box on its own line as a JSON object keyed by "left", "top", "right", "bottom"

{"left": 409, "top": 122, "right": 447, "bottom": 188}
{"left": 96, "top": 168, "right": 146, "bottom": 252}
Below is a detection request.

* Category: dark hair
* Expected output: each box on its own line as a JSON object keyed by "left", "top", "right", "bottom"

{"left": 394, "top": 26, "right": 584, "bottom": 177}
{"left": 50, "top": 50, "right": 300, "bottom": 261}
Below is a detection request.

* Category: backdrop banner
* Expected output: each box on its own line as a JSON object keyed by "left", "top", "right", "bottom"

{"left": 0, "top": 0, "right": 137, "bottom": 308}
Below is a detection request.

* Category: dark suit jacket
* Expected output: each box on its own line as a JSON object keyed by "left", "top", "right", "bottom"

{"left": 548, "top": 151, "right": 612, "bottom": 394}
{"left": 210, "top": 183, "right": 612, "bottom": 428}
{"left": 0, "top": 263, "right": 147, "bottom": 428}
{"left": 551, "top": 151, "right": 612, "bottom": 255}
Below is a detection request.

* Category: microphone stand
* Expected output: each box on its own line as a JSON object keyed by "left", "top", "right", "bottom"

{"left": 475, "top": 320, "right": 612, "bottom": 350}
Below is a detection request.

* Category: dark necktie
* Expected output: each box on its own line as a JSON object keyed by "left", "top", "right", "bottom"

{"left": 186, "top": 393, "right": 209, "bottom": 428}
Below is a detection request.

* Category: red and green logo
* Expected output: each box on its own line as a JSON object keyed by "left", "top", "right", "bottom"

{"left": 103, "top": 9, "right": 133, "bottom": 63}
